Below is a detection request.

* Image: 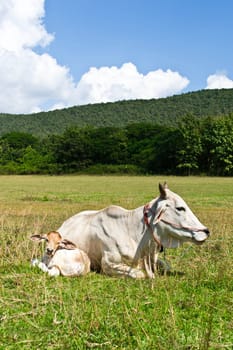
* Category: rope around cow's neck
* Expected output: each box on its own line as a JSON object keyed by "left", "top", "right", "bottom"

{"left": 143, "top": 204, "right": 163, "bottom": 251}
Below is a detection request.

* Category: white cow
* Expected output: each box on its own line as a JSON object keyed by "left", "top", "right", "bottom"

{"left": 54, "top": 183, "right": 209, "bottom": 279}
{"left": 31, "top": 231, "right": 90, "bottom": 277}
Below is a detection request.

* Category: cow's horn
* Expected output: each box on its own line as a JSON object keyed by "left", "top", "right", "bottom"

{"left": 159, "top": 183, "right": 167, "bottom": 199}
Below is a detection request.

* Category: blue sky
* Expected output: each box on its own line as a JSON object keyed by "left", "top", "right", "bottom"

{"left": 44, "top": 0, "right": 233, "bottom": 91}
{"left": 0, "top": 0, "right": 233, "bottom": 114}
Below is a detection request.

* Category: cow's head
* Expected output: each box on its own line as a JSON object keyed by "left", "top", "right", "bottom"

{"left": 148, "top": 183, "right": 210, "bottom": 248}
{"left": 30, "top": 231, "right": 77, "bottom": 257}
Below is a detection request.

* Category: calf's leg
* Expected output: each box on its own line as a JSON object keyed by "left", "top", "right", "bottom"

{"left": 47, "top": 266, "right": 60, "bottom": 277}
{"left": 31, "top": 258, "right": 60, "bottom": 276}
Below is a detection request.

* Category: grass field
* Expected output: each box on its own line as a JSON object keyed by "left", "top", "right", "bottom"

{"left": 0, "top": 175, "right": 233, "bottom": 349}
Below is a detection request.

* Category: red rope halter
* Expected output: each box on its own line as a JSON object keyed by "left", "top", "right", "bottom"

{"left": 143, "top": 204, "right": 163, "bottom": 252}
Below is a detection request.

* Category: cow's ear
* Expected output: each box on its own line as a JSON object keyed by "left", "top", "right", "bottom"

{"left": 30, "top": 234, "right": 47, "bottom": 242}
{"left": 159, "top": 183, "right": 168, "bottom": 199}
{"left": 59, "top": 239, "right": 77, "bottom": 250}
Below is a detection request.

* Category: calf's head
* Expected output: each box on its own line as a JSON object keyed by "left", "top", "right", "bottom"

{"left": 30, "top": 231, "right": 77, "bottom": 257}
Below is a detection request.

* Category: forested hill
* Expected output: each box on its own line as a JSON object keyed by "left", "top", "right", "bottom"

{"left": 1, "top": 88, "right": 233, "bottom": 136}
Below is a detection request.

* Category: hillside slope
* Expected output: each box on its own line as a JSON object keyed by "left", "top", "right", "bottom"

{"left": 0, "top": 88, "right": 233, "bottom": 136}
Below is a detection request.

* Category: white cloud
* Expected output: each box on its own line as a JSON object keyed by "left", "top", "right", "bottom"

{"left": 0, "top": 0, "right": 53, "bottom": 52}
{"left": 0, "top": 0, "right": 74, "bottom": 113}
{"left": 0, "top": 49, "right": 76, "bottom": 113}
{"left": 206, "top": 73, "right": 233, "bottom": 89}
{"left": 0, "top": 0, "right": 190, "bottom": 114}
{"left": 74, "top": 63, "right": 190, "bottom": 105}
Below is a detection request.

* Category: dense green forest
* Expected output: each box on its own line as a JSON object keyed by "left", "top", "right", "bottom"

{"left": 1, "top": 114, "right": 233, "bottom": 176}
{"left": 1, "top": 89, "right": 233, "bottom": 176}
{"left": 1, "top": 89, "right": 233, "bottom": 136}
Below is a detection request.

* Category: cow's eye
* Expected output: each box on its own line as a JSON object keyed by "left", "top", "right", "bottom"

{"left": 176, "top": 206, "right": 185, "bottom": 212}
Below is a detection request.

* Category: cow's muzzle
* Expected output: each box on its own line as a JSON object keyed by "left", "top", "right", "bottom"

{"left": 192, "top": 228, "right": 210, "bottom": 244}
{"left": 203, "top": 228, "right": 210, "bottom": 236}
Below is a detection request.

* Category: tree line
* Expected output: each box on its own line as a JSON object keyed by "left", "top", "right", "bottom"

{"left": 1, "top": 89, "right": 233, "bottom": 137}
{"left": 0, "top": 114, "right": 233, "bottom": 176}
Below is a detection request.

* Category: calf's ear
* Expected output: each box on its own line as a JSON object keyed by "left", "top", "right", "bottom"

{"left": 59, "top": 239, "right": 77, "bottom": 250}
{"left": 30, "top": 234, "right": 47, "bottom": 242}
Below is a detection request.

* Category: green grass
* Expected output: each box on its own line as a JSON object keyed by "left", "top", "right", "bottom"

{"left": 0, "top": 175, "right": 233, "bottom": 349}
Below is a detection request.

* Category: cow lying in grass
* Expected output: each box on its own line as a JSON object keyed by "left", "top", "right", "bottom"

{"left": 31, "top": 183, "right": 210, "bottom": 279}
{"left": 55, "top": 183, "right": 210, "bottom": 278}
{"left": 30, "top": 231, "right": 90, "bottom": 277}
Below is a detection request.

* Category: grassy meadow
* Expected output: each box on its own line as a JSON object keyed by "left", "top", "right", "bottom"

{"left": 0, "top": 175, "right": 233, "bottom": 349}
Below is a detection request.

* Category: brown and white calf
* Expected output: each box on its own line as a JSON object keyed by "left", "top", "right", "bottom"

{"left": 30, "top": 231, "right": 90, "bottom": 277}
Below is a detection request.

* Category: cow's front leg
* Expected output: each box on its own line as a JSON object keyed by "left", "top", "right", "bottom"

{"left": 101, "top": 252, "right": 146, "bottom": 279}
